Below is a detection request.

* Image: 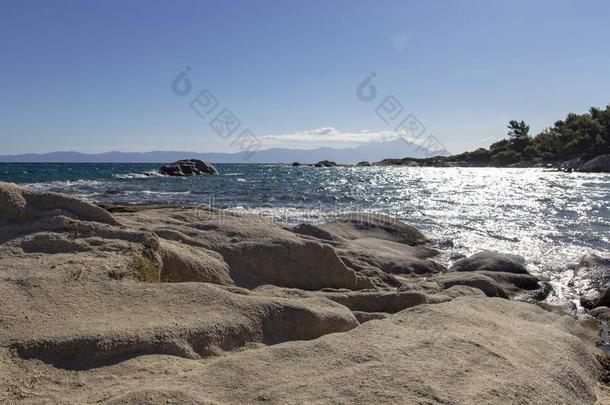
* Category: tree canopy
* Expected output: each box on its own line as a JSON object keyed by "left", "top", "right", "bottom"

{"left": 456, "top": 105, "right": 610, "bottom": 164}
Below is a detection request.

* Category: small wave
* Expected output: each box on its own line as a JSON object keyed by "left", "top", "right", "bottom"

{"left": 139, "top": 190, "right": 191, "bottom": 196}
{"left": 24, "top": 179, "right": 105, "bottom": 191}
{"left": 224, "top": 172, "right": 244, "bottom": 176}
{"left": 112, "top": 171, "right": 165, "bottom": 179}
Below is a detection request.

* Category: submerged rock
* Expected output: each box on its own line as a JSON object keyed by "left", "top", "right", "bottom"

{"left": 159, "top": 159, "right": 218, "bottom": 176}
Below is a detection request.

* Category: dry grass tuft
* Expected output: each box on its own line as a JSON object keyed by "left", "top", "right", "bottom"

{"left": 129, "top": 246, "right": 161, "bottom": 283}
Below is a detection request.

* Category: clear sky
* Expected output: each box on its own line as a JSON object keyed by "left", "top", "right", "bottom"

{"left": 1, "top": 0, "right": 610, "bottom": 155}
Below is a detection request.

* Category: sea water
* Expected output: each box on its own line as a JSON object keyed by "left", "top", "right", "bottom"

{"left": 2, "top": 162, "right": 609, "bottom": 305}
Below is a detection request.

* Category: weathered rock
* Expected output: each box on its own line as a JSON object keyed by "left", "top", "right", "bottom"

{"left": 476, "top": 270, "right": 541, "bottom": 290}
{"left": 316, "top": 213, "right": 428, "bottom": 246}
{"left": 159, "top": 240, "right": 233, "bottom": 284}
{"left": 444, "top": 251, "right": 550, "bottom": 299}
{"left": 159, "top": 159, "right": 218, "bottom": 176}
{"left": 590, "top": 306, "right": 610, "bottom": 323}
{"left": 558, "top": 157, "right": 584, "bottom": 172}
{"left": 0, "top": 181, "right": 118, "bottom": 226}
{"left": 434, "top": 272, "right": 508, "bottom": 298}
{"left": 439, "top": 284, "right": 487, "bottom": 298}
{"left": 118, "top": 208, "right": 374, "bottom": 290}
{"left": 450, "top": 250, "right": 528, "bottom": 274}
{"left": 352, "top": 311, "right": 389, "bottom": 323}
{"left": 0, "top": 184, "right": 605, "bottom": 404}
{"left": 2, "top": 281, "right": 357, "bottom": 370}
{"left": 254, "top": 283, "right": 488, "bottom": 315}
{"left": 323, "top": 290, "right": 431, "bottom": 313}
{"left": 581, "top": 289, "right": 610, "bottom": 310}
{"left": 12, "top": 297, "right": 599, "bottom": 404}
{"left": 293, "top": 214, "right": 443, "bottom": 279}
{"left": 580, "top": 154, "right": 610, "bottom": 173}
{"left": 572, "top": 253, "right": 610, "bottom": 309}
{"left": 344, "top": 238, "right": 442, "bottom": 275}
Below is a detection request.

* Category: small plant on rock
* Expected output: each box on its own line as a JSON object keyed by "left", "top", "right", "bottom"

{"left": 129, "top": 245, "right": 161, "bottom": 283}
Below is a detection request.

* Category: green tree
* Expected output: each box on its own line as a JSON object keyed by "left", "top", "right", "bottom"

{"left": 492, "top": 149, "right": 522, "bottom": 165}
{"left": 507, "top": 120, "right": 530, "bottom": 153}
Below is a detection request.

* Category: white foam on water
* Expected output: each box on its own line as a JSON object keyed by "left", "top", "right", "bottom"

{"left": 112, "top": 171, "right": 165, "bottom": 179}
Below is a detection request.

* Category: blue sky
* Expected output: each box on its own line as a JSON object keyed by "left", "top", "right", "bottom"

{"left": 1, "top": 0, "right": 609, "bottom": 155}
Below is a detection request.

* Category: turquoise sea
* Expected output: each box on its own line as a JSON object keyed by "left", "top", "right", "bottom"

{"left": 2, "top": 162, "right": 609, "bottom": 305}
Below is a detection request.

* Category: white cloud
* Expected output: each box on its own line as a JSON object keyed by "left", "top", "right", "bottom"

{"left": 258, "top": 127, "right": 402, "bottom": 149}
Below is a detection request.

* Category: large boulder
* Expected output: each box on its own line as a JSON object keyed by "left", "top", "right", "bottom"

{"left": 434, "top": 272, "right": 508, "bottom": 298}
{"left": 0, "top": 181, "right": 118, "bottom": 225}
{"left": 118, "top": 208, "right": 374, "bottom": 290}
{"left": 315, "top": 213, "right": 428, "bottom": 245}
{"left": 447, "top": 251, "right": 547, "bottom": 299}
{"left": 159, "top": 159, "right": 218, "bottom": 176}
{"left": 1, "top": 281, "right": 357, "bottom": 370}
{"left": 450, "top": 251, "right": 528, "bottom": 274}
{"left": 293, "top": 214, "right": 443, "bottom": 280}
{"left": 13, "top": 297, "right": 600, "bottom": 404}
{"left": 580, "top": 154, "right": 610, "bottom": 173}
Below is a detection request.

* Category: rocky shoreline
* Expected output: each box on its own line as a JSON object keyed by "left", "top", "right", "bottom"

{"left": 1, "top": 181, "right": 610, "bottom": 403}
{"left": 288, "top": 153, "right": 610, "bottom": 172}
{"left": 373, "top": 153, "right": 610, "bottom": 173}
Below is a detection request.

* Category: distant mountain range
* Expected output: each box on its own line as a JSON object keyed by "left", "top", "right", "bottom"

{"left": 0, "top": 139, "right": 449, "bottom": 164}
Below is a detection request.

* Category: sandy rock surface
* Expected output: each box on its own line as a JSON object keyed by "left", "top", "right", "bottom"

{"left": 0, "top": 181, "right": 608, "bottom": 404}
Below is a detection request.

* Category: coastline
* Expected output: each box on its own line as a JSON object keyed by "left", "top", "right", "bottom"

{"left": 373, "top": 153, "right": 610, "bottom": 173}
{"left": 1, "top": 181, "right": 610, "bottom": 403}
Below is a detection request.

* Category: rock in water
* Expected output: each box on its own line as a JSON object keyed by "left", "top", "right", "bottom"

{"left": 450, "top": 250, "right": 528, "bottom": 274}
{"left": 356, "top": 161, "right": 371, "bottom": 167}
{"left": 159, "top": 159, "right": 218, "bottom": 176}
{"left": 445, "top": 251, "right": 546, "bottom": 299}
{"left": 580, "top": 154, "right": 610, "bottom": 173}
{"left": 573, "top": 253, "right": 610, "bottom": 309}
{"left": 314, "top": 160, "right": 337, "bottom": 167}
